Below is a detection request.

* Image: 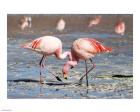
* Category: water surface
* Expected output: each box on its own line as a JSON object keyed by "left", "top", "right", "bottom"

{"left": 7, "top": 14, "right": 133, "bottom": 99}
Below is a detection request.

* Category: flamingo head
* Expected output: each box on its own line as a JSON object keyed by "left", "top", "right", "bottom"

{"left": 62, "top": 61, "right": 77, "bottom": 79}
{"left": 21, "top": 42, "right": 32, "bottom": 49}
{"left": 62, "top": 63, "right": 72, "bottom": 79}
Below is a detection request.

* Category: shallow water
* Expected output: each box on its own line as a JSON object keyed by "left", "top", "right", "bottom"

{"left": 7, "top": 15, "right": 133, "bottom": 99}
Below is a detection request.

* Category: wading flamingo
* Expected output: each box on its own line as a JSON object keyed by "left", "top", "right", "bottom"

{"left": 62, "top": 38, "right": 112, "bottom": 86}
{"left": 88, "top": 16, "right": 101, "bottom": 27}
{"left": 56, "top": 18, "right": 66, "bottom": 31}
{"left": 19, "top": 16, "right": 32, "bottom": 30}
{"left": 115, "top": 20, "right": 125, "bottom": 35}
{"left": 22, "top": 36, "right": 72, "bottom": 83}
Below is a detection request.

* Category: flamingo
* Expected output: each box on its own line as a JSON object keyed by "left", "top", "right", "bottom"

{"left": 22, "top": 36, "right": 72, "bottom": 83}
{"left": 88, "top": 16, "right": 101, "bottom": 27}
{"left": 115, "top": 20, "right": 125, "bottom": 35}
{"left": 19, "top": 16, "right": 32, "bottom": 30}
{"left": 56, "top": 18, "right": 66, "bottom": 31}
{"left": 62, "top": 38, "right": 112, "bottom": 86}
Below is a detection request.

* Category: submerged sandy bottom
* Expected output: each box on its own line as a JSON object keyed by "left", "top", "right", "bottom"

{"left": 8, "top": 77, "right": 132, "bottom": 99}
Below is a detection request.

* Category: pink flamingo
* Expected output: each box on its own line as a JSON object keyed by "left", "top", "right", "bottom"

{"left": 19, "top": 16, "right": 32, "bottom": 30}
{"left": 62, "top": 38, "right": 112, "bottom": 86}
{"left": 56, "top": 18, "right": 66, "bottom": 31}
{"left": 88, "top": 16, "right": 101, "bottom": 27}
{"left": 22, "top": 36, "right": 72, "bottom": 83}
{"left": 115, "top": 20, "right": 125, "bottom": 35}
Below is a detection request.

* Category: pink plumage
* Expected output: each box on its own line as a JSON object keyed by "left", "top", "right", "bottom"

{"left": 56, "top": 18, "right": 66, "bottom": 31}
{"left": 22, "top": 36, "right": 72, "bottom": 83}
{"left": 88, "top": 16, "right": 101, "bottom": 27}
{"left": 115, "top": 20, "right": 125, "bottom": 35}
{"left": 22, "top": 36, "right": 62, "bottom": 55}
{"left": 71, "top": 38, "right": 112, "bottom": 60}
{"left": 19, "top": 16, "right": 32, "bottom": 30}
{"left": 62, "top": 38, "right": 112, "bottom": 86}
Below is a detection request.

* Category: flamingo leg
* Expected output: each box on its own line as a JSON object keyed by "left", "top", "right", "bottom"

{"left": 39, "top": 55, "right": 62, "bottom": 82}
{"left": 85, "top": 60, "right": 89, "bottom": 86}
{"left": 39, "top": 54, "right": 46, "bottom": 68}
{"left": 89, "top": 58, "right": 95, "bottom": 68}
{"left": 79, "top": 58, "right": 95, "bottom": 86}
{"left": 39, "top": 54, "right": 46, "bottom": 83}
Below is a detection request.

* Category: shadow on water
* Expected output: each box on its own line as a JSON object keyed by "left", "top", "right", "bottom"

{"left": 7, "top": 74, "right": 133, "bottom": 99}
{"left": 7, "top": 78, "right": 73, "bottom": 86}
{"left": 7, "top": 78, "right": 92, "bottom": 98}
{"left": 112, "top": 75, "right": 133, "bottom": 78}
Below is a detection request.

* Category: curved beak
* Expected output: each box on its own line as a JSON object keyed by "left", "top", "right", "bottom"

{"left": 63, "top": 74, "right": 68, "bottom": 80}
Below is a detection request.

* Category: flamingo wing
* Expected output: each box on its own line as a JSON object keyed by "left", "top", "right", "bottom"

{"left": 83, "top": 38, "right": 112, "bottom": 53}
{"left": 22, "top": 36, "right": 62, "bottom": 55}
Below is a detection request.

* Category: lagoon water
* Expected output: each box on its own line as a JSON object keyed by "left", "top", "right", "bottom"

{"left": 7, "top": 15, "right": 133, "bottom": 98}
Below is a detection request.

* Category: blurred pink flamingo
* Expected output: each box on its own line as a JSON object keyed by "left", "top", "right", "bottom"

{"left": 115, "top": 20, "right": 125, "bottom": 35}
{"left": 88, "top": 16, "right": 101, "bottom": 27}
{"left": 19, "top": 16, "right": 32, "bottom": 30}
{"left": 56, "top": 18, "right": 66, "bottom": 31}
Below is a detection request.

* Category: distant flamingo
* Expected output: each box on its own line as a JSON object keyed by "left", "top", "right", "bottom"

{"left": 19, "top": 16, "right": 32, "bottom": 30}
{"left": 115, "top": 20, "right": 125, "bottom": 35}
{"left": 62, "top": 38, "right": 112, "bottom": 86}
{"left": 56, "top": 18, "right": 66, "bottom": 31}
{"left": 22, "top": 36, "right": 72, "bottom": 83}
{"left": 88, "top": 16, "right": 101, "bottom": 27}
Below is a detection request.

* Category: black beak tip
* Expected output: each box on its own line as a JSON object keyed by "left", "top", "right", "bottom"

{"left": 71, "top": 66, "right": 74, "bottom": 69}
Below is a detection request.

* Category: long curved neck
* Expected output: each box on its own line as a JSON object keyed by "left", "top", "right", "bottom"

{"left": 62, "top": 51, "right": 78, "bottom": 78}
{"left": 55, "top": 48, "right": 78, "bottom": 62}
{"left": 55, "top": 49, "right": 72, "bottom": 60}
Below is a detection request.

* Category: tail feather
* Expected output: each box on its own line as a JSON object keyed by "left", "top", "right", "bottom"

{"left": 83, "top": 38, "right": 112, "bottom": 53}
{"left": 105, "top": 47, "right": 112, "bottom": 52}
{"left": 21, "top": 43, "right": 31, "bottom": 49}
{"left": 94, "top": 41, "right": 112, "bottom": 53}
